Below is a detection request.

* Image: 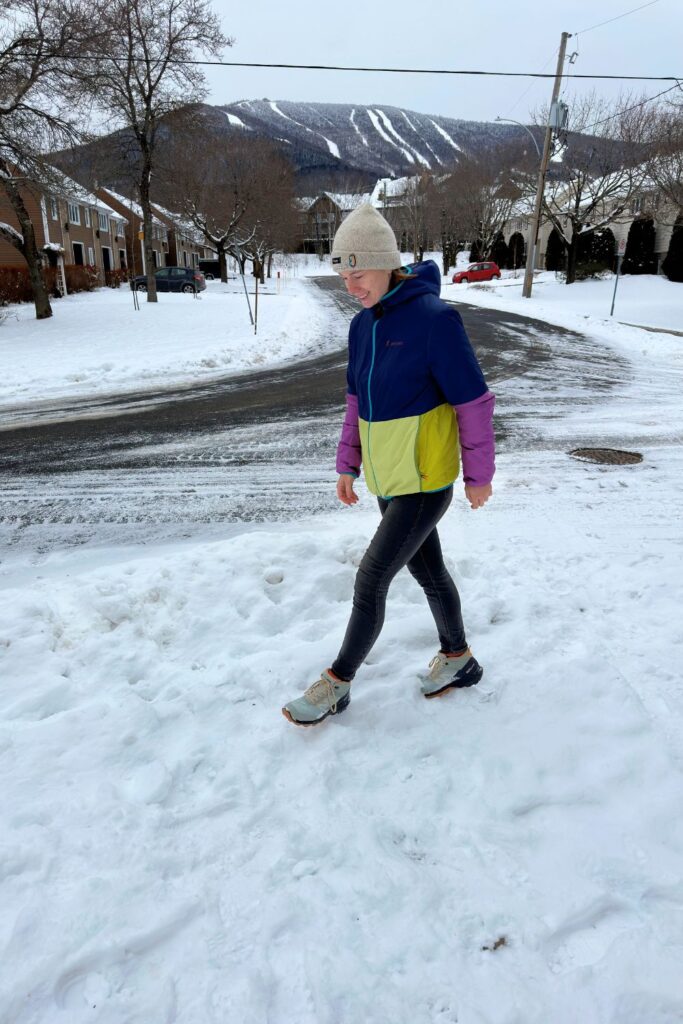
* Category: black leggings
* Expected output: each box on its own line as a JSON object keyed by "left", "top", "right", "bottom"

{"left": 331, "top": 487, "right": 467, "bottom": 682}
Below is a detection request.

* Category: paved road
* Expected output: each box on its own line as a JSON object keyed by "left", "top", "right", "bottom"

{"left": 0, "top": 277, "right": 628, "bottom": 556}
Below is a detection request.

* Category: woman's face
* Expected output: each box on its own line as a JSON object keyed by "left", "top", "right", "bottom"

{"left": 339, "top": 268, "right": 392, "bottom": 308}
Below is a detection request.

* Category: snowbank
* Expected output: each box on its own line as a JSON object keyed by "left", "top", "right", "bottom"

{"left": 0, "top": 270, "right": 339, "bottom": 422}
{"left": 445, "top": 268, "right": 682, "bottom": 336}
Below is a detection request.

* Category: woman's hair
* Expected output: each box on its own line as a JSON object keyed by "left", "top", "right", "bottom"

{"left": 389, "top": 268, "right": 413, "bottom": 289}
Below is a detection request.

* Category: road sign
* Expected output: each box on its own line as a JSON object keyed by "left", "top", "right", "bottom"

{"left": 616, "top": 238, "right": 627, "bottom": 256}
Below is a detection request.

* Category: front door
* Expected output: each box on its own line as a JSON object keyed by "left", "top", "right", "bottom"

{"left": 101, "top": 247, "right": 112, "bottom": 272}
{"left": 72, "top": 241, "right": 85, "bottom": 266}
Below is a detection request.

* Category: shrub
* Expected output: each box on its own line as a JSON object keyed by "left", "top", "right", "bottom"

{"left": 64, "top": 264, "right": 100, "bottom": 292}
{"left": 575, "top": 228, "right": 616, "bottom": 279}
{"left": 545, "top": 228, "right": 565, "bottom": 272}
{"left": 662, "top": 216, "right": 683, "bottom": 283}
{"left": 0, "top": 263, "right": 99, "bottom": 304}
{"left": 622, "top": 217, "right": 657, "bottom": 275}
{"left": 0, "top": 266, "right": 34, "bottom": 304}
{"left": 105, "top": 268, "right": 128, "bottom": 288}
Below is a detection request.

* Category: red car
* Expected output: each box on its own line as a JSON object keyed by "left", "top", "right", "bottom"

{"left": 452, "top": 261, "right": 501, "bottom": 284}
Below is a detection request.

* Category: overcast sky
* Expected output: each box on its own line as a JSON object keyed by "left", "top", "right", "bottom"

{"left": 205, "top": 0, "right": 681, "bottom": 123}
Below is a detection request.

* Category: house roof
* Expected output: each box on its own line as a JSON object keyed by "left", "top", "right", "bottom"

{"left": 46, "top": 169, "right": 125, "bottom": 220}
{"left": 98, "top": 189, "right": 165, "bottom": 229}
{"left": 323, "top": 192, "right": 370, "bottom": 212}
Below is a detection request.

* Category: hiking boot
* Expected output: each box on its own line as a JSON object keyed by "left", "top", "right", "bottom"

{"left": 282, "top": 670, "right": 351, "bottom": 726}
{"left": 421, "top": 649, "right": 483, "bottom": 698}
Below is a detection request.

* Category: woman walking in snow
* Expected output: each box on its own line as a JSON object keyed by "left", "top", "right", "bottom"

{"left": 283, "top": 205, "right": 495, "bottom": 726}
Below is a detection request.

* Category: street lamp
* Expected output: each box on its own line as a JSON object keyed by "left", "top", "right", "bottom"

{"left": 495, "top": 116, "right": 541, "bottom": 277}
{"left": 495, "top": 116, "right": 542, "bottom": 159}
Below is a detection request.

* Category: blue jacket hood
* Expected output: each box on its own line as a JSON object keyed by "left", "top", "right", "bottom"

{"left": 378, "top": 260, "right": 441, "bottom": 311}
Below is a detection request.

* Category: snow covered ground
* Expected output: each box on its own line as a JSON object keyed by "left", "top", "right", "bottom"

{"left": 1, "top": 265, "right": 683, "bottom": 1023}
{"left": 0, "top": 260, "right": 337, "bottom": 424}
{"left": 445, "top": 267, "right": 682, "bottom": 335}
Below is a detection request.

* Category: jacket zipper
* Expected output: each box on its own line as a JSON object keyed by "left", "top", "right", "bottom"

{"left": 367, "top": 318, "right": 378, "bottom": 494}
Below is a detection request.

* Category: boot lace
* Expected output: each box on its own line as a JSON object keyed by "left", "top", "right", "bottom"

{"left": 428, "top": 654, "right": 449, "bottom": 680}
{"left": 304, "top": 674, "right": 339, "bottom": 712}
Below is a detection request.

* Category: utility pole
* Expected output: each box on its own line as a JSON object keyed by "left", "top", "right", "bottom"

{"left": 522, "top": 30, "right": 571, "bottom": 299}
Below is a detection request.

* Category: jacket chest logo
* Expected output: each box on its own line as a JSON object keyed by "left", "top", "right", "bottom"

{"left": 384, "top": 339, "right": 404, "bottom": 348}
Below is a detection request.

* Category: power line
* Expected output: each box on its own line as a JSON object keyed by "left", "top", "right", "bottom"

{"left": 575, "top": 0, "right": 663, "bottom": 36}
{"left": 507, "top": 46, "right": 560, "bottom": 117}
{"left": 583, "top": 81, "right": 681, "bottom": 130}
{"left": 52, "top": 53, "right": 683, "bottom": 81}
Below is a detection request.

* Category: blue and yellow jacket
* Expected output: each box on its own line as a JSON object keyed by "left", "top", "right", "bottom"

{"left": 345, "top": 261, "right": 489, "bottom": 497}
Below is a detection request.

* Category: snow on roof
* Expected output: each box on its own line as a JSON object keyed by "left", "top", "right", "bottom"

{"left": 294, "top": 197, "right": 315, "bottom": 211}
{"left": 323, "top": 192, "right": 370, "bottom": 212}
{"left": 369, "top": 176, "right": 415, "bottom": 205}
{"left": 46, "top": 168, "right": 125, "bottom": 220}
{"left": 150, "top": 203, "right": 204, "bottom": 244}
{"left": 100, "top": 189, "right": 164, "bottom": 228}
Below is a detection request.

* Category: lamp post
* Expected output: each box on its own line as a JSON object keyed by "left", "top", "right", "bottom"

{"left": 495, "top": 116, "right": 542, "bottom": 159}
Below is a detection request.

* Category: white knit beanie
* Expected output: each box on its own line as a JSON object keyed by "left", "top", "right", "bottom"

{"left": 331, "top": 204, "right": 401, "bottom": 272}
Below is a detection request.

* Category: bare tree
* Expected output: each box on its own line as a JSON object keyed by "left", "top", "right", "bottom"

{"left": 0, "top": 0, "right": 92, "bottom": 318}
{"left": 529, "top": 92, "right": 656, "bottom": 283}
{"left": 229, "top": 144, "right": 298, "bottom": 282}
{"left": 162, "top": 129, "right": 297, "bottom": 283}
{"left": 648, "top": 98, "right": 683, "bottom": 216}
{"left": 438, "top": 151, "right": 519, "bottom": 262}
{"left": 396, "top": 172, "right": 432, "bottom": 263}
{"left": 81, "top": 0, "right": 230, "bottom": 301}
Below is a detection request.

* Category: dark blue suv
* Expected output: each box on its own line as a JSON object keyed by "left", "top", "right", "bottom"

{"left": 133, "top": 267, "right": 206, "bottom": 293}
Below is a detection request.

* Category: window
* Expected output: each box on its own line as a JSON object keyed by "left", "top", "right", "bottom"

{"left": 87, "top": 247, "right": 95, "bottom": 264}
{"left": 98, "top": 212, "right": 109, "bottom": 232}
{"left": 119, "top": 249, "right": 127, "bottom": 268}
{"left": 50, "top": 197, "right": 58, "bottom": 220}
{"left": 631, "top": 197, "right": 644, "bottom": 216}
{"left": 84, "top": 208, "right": 91, "bottom": 227}
{"left": 67, "top": 202, "right": 81, "bottom": 225}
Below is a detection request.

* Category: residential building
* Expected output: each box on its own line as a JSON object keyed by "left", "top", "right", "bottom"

{"left": 95, "top": 189, "right": 170, "bottom": 276}
{"left": 0, "top": 170, "right": 127, "bottom": 280}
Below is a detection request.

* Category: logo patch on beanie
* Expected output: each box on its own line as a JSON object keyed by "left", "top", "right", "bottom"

{"left": 348, "top": 254, "right": 357, "bottom": 267}
{"left": 332, "top": 256, "right": 341, "bottom": 264}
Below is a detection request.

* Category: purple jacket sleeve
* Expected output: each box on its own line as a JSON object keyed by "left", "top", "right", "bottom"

{"left": 453, "top": 391, "right": 496, "bottom": 487}
{"left": 336, "top": 393, "right": 362, "bottom": 477}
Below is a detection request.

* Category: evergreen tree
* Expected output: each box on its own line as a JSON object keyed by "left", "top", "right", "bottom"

{"left": 469, "top": 239, "right": 483, "bottom": 262}
{"left": 508, "top": 232, "right": 525, "bottom": 270}
{"left": 545, "top": 228, "right": 565, "bottom": 272}
{"left": 490, "top": 231, "right": 509, "bottom": 268}
{"left": 662, "top": 216, "right": 683, "bottom": 283}
{"left": 622, "top": 217, "right": 657, "bottom": 275}
{"left": 575, "top": 227, "right": 616, "bottom": 278}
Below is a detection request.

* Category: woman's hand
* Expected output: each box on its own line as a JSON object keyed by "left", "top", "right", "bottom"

{"left": 465, "top": 483, "right": 492, "bottom": 509}
{"left": 337, "top": 474, "right": 359, "bottom": 506}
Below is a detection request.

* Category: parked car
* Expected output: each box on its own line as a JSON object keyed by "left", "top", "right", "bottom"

{"left": 133, "top": 267, "right": 206, "bottom": 293}
{"left": 452, "top": 261, "right": 501, "bottom": 284}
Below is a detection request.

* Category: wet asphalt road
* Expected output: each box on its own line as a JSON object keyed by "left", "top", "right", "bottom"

{"left": 0, "top": 277, "right": 629, "bottom": 552}
{"left": 0, "top": 277, "right": 568, "bottom": 474}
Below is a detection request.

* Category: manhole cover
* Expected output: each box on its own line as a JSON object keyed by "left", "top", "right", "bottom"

{"left": 570, "top": 447, "right": 643, "bottom": 465}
